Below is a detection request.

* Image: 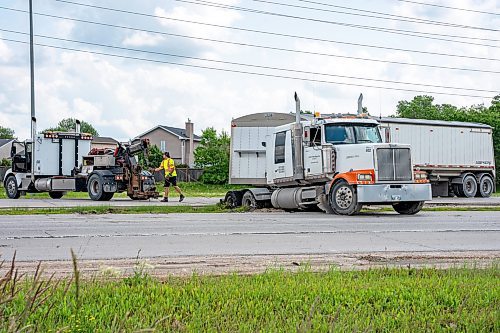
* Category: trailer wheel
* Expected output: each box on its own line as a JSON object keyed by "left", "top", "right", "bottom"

{"left": 225, "top": 191, "right": 243, "bottom": 208}
{"left": 5, "top": 175, "right": 20, "bottom": 199}
{"left": 461, "top": 174, "right": 478, "bottom": 197}
{"left": 242, "top": 191, "right": 261, "bottom": 210}
{"left": 87, "top": 174, "right": 110, "bottom": 201}
{"left": 392, "top": 201, "right": 424, "bottom": 215}
{"left": 478, "top": 175, "right": 494, "bottom": 198}
{"left": 48, "top": 192, "right": 64, "bottom": 199}
{"left": 329, "top": 180, "right": 362, "bottom": 215}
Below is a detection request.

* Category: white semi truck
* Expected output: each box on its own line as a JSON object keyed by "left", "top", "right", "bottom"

{"left": 379, "top": 118, "right": 495, "bottom": 198}
{"left": 224, "top": 94, "right": 432, "bottom": 215}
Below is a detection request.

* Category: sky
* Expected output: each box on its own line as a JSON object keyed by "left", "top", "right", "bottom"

{"left": 0, "top": 0, "right": 499, "bottom": 141}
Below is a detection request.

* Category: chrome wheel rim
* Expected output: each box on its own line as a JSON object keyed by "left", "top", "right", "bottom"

{"left": 7, "top": 180, "right": 16, "bottom": 196}
{"left": 335, "top": 186, "right": 353, "bottom": 209}
{"left": 90, "top": 179, "right": 99, "bottom": 195}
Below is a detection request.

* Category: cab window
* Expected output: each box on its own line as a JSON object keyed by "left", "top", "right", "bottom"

{"left": 274, "top": 131, "right": 286, "bottom": 164}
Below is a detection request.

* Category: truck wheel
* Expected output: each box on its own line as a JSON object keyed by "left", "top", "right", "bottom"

{"left": 242, "top": 191, "right": 261, "bottom": 210}
{"left": 392, "top": 201, "right": 424, "bottom": 215}
{"left": 5, "top": 175, "right": 20, "bottom": 199}
{"left": 225, "top": 191, "right": 243, "bottom": 208}
{"left": 478, "top": 175, "right": 494, "bottom": 198}
{"left": 49, "top": 192, "right": 64, "bottom": 199}
{"left": 88, "top": 174, "right": 109, "bottom": 201}
{"left": 461, "top": 174, "right": 477, "bottom": 197}
{"left": 101, "top": 192, "right": 114, "bottom": 201}
{"left": 452, "top": 184, "right": 464, "bottom": 197}
{"left": 329, "top": 180, "right": 362, "bottom": 215}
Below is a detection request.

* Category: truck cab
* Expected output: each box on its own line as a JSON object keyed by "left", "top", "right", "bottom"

{"left": 265, "top": 115, "right": 431, "bottom": 214}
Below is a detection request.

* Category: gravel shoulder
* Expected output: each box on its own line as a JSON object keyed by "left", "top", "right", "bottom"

{"left": 3, "top": 251, "right": 498, "bottom": 278}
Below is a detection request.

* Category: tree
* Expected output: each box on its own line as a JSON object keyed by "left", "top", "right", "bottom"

{"left": 194, "top": 127, "right": 230, "bottom": 184}
{"left": 0, "top": 125, "right": 15, "bottom": 139}
{"left": 138, "top": 144, "right": 163, "bottom": 169}
{"left": 44, "top": 118, "right": 99, "bottom": 136}
{"left": 396, "top": 95, "right": 500, "bottom": 185}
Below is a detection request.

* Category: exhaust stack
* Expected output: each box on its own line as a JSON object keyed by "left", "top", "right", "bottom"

{"left": 357, "top": 93, "right": 363, "bottom": 115}
{"left": 75, "top": 119, "right": 81, "bottom": 133}
{"left": 293, "top": 92, "right": 304, "bottom": 182}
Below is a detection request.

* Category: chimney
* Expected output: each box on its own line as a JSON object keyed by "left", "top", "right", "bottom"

{"left": 185, "top": 119, "right": 194, "bottom": 167}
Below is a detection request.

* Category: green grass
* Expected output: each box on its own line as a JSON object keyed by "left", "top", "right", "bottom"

{"left": 1, "top": 266, "right": 498, "bottom": 332}
{"left": 0, "top": 182, "right": 248, "bottom": 199}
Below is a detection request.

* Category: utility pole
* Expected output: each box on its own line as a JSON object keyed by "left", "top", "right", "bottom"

{"left": 29, "top": 0, "right": 35, "bottom": 131}
{"left": 29, "top": 0, "right": 36, "bottom": 181}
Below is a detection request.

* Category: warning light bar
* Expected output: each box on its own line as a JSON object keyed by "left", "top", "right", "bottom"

{"left": 43, "top": 132, "right": 94, "bottom": 140}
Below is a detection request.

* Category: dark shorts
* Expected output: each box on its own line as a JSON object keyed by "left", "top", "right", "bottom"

{"left": 164, "top": 176, "right": 177, "bottom": 187}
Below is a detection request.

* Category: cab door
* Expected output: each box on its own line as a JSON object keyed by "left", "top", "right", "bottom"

{"left": 268, "top": 130, "right": 294, "bottom": 183}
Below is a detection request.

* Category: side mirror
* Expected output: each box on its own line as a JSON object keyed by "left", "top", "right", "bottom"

{"left": 10, "top": 145, "right": 16, "bottom": 157}
{"left": 303, "top": 126, "right": 310, "bottom": 144}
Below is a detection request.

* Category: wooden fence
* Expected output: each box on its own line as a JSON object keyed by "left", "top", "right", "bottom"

{"left": 153, "top": 168, "right": 203, "bottom": 183}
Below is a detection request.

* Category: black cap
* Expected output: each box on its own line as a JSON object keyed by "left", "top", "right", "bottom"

{"left": 164, "top": 151, "right": 170, "bottom": 158}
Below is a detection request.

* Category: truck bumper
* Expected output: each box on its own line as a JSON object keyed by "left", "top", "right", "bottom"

{"left": 357, "top": 183, "right": 432, "bottom": 203}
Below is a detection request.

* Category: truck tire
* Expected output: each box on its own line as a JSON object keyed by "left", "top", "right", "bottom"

{"left": 5, "top": 175, "right": 20, "bottom": 199}
{"left": 88, "top": 173, "right": 110, "bottom": 201}
{"left": 101, "top": 192, "right": 114, "bottom": 201}
{"left": 461, "top": 174, "right": 478, "bottom": 197}
{"left": 478, "top": 175, "right": 494, "bottom": 198}
{"left": 242, "top": 191, "right": 261, "bottom": 210}
{"left": 48, "top": 191, "right": 64, "bottom": 199}
{"left": 392, "top": 201, "right": 424, "bottom": 215}
{"left": 329, "top": 180, "right": 362, "bottom": 215}
{"left": 225, "top": 191, "right": 243, "bottom": 208}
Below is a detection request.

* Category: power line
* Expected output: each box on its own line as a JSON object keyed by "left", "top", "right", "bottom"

{"left": 396, "top": 0, "right": 500, "bottom": 16}
{"left": 171, "top": 0, "right": 500, "bottom": 46}
{"left": 296, "top": 0, "right": 500, "bottom": 28}
{"left": 2, "top": 38, "right": 495, "bottom": 99}
{"left": 3, "top": 28, "right": 496, "bottom": 94}
{"left": 250, "top": 0, "right": 499, "bottom": 32}
{"left": 4, "top": 5, "right": 497, "bottom": 64}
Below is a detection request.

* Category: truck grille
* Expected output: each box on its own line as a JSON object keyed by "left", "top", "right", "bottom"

{"left": 376, "top": 148, "right": 412, "bottom": 181}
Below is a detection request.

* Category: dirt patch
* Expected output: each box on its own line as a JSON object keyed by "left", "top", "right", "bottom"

{"left": 2, "top": 251, "right": 498, "bottom": 279}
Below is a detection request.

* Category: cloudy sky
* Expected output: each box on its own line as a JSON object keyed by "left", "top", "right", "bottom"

{"left": 0, "top": 0, "right": 499, "bottom": 140}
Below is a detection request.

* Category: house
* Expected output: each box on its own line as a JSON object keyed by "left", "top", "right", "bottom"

{"left": 0, "top": 139, "right": 14, "bottom": 161}
{"left": 91, "top": 136, "right": 119, "bottom": 150}
{"left": 136, "top": 120, "right": 201, "bottom": 166}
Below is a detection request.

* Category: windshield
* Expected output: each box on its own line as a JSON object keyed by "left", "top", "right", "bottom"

{"left": 325, "top": 124, "right": 382, "bottom": 144}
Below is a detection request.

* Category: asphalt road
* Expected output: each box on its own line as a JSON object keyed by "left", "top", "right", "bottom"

{"left": 1, "top": 211, "right": 499, "bottom": 262}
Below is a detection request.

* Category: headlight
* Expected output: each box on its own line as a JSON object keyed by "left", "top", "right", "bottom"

{"left": 357, "top": 174, "right": 373, "bottom": 181}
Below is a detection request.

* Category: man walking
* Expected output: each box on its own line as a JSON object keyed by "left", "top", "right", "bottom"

{"left": 154, "top": 152, "right": 185, "bottom": 202}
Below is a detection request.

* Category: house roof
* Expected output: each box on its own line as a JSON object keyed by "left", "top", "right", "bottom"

{"left": 0, "top": 139, "right": 14, "bottom": 148}
{"left": 137, "top": 125, "right": 202, "bottom": 141}
{"left": 91, "top": 136, "right": 119, "bottom": 144}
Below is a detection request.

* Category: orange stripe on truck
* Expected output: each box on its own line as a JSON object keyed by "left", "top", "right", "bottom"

{"left": 331, "top": 169, "right": 376, "bottom": 186}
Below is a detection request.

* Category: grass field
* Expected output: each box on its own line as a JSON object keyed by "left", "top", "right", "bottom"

{"left": 0, "top": 182, "right": 247, "bottom": 199}
{"left": 1, "top": 265, "right": 498, "bottom": 332}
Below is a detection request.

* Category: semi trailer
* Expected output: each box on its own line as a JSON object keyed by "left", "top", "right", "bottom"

{"left": 3, "top": 119, "right": 159, "bottom": 201}
{"left": 223, "top": 93, "right": 432, "bottom": 215}
{"left": 379, "top": 118, "right": 495, "bottom": 197}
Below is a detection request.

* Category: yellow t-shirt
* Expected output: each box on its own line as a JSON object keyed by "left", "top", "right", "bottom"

{"left": 160, "top": 158, "right": 177, "bottom": 177}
